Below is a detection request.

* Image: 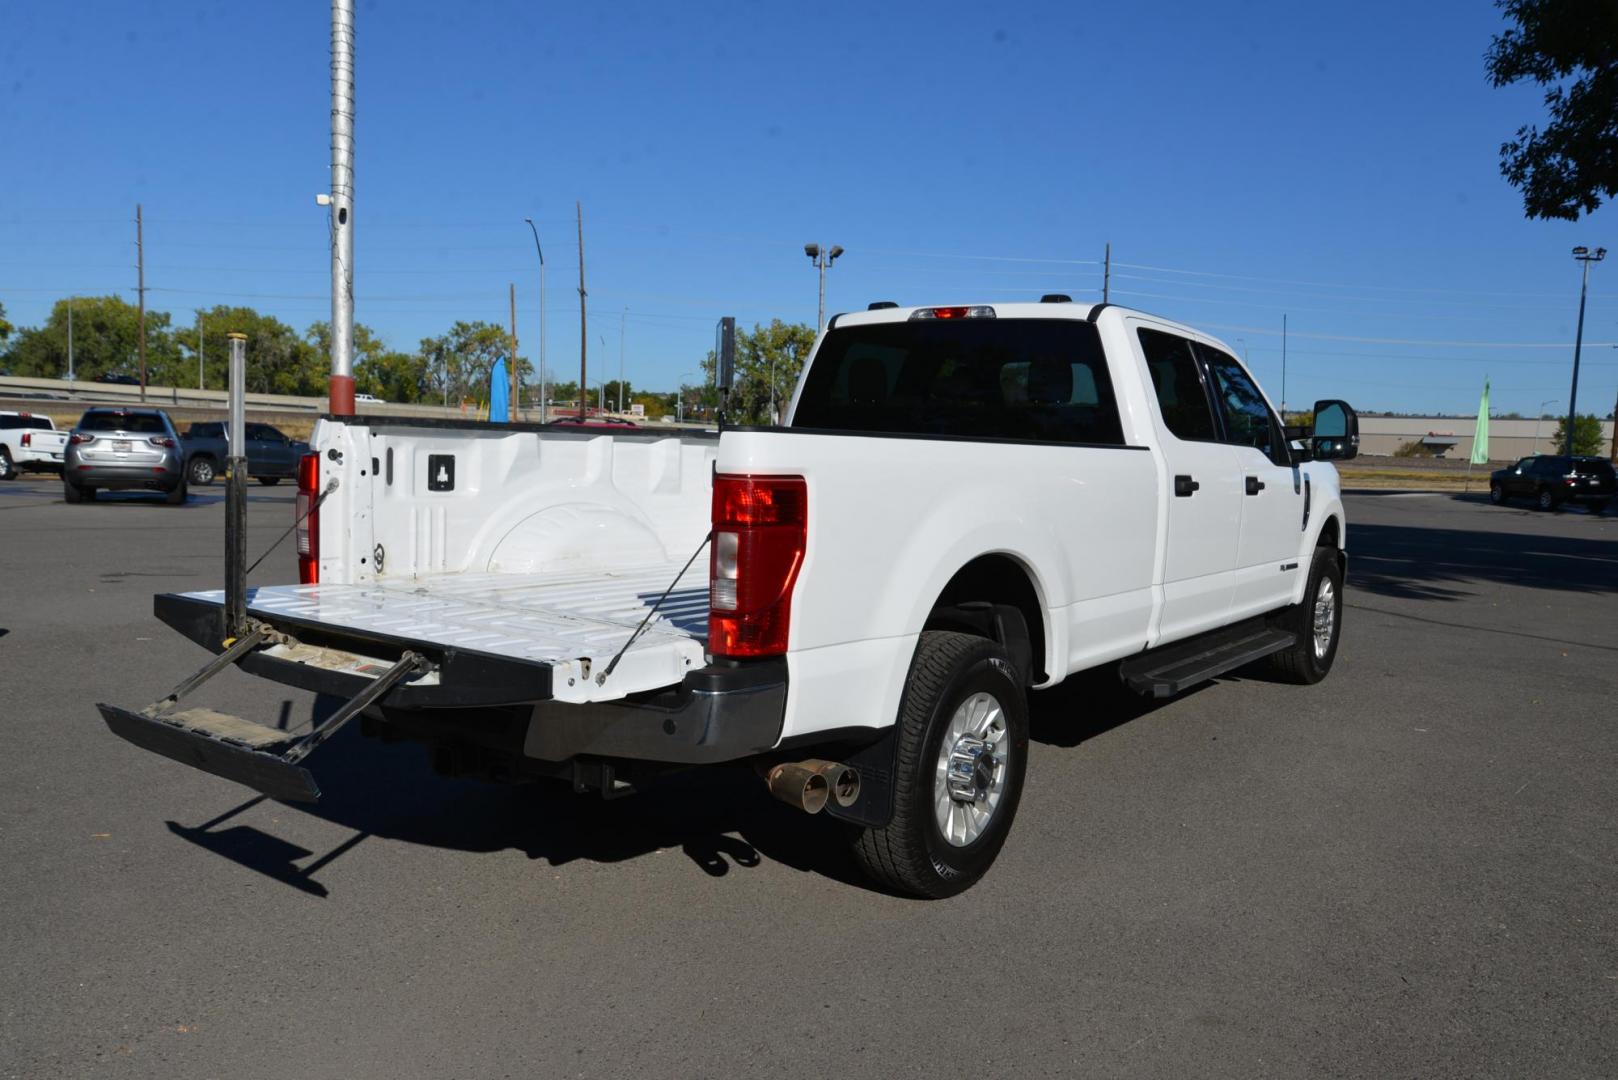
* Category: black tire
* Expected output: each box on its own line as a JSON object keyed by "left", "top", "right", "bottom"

{"left": 164, "top": 481, "right": 188, "bottom": 506}
{"left": 1596, "top": 499, "right": 1613, "bottom": 516}
{"left": 0, "top": 448, "right": 15, "bottom": 481}
{"left": 62, "top": 479, "right": 81, "bottom": 504}
{"left": 1266, "top": 543, "right": 1344, "bottom": 685}
{"left": 1488, "top": 482, "right": 1505, "bottom": 505}
{"left": 851, "top": 631, "right": 1029, "bottom": 899}
{"left": 257, "top": 476, "right": 281, "bottom": 486}
{"left": 187, "top": 456, "right": 217, "bottom": 486}
{"left": 1536, "top": 487, "right": 1558, "bottom": 512}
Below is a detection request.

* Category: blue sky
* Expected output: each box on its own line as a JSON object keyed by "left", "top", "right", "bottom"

{"left": 3, "top": 0, "right": 1616, "bottom": 417}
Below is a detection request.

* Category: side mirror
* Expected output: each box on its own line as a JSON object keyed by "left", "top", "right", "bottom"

{"left": 1311, "top": 399, "right": 1359, "bottom": 461}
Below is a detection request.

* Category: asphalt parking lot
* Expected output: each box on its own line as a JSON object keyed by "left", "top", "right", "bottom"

{"left": 2, "top": 476, "right": 1614, "bottom": 1078}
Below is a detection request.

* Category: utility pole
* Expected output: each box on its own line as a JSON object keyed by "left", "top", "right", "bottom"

{"left": 508, "top": 282, "right": 519, "bottom": 420}
{"left": 1565, "top": 246, "right": 1605, "bottom": 456}
{"left": 328, "top": 0, "right": 357, "bottom": 416}
{"left": 66, "top": 299, "right": 74, "bottom": 381}
{"left": 136, "top": 203, "right": 147, "bottom": 401}
{"left": 1103, "top": 242, "right": 1110, "bottom": 303}
{"left": 577, "top": 201, "right": 587, "bottom": 416}
{"left": 524, "top": 218, "right": 548, "bottom": 422}
{"left": 197, "top": 314, "right": 204, "bottom": 390}
{"left": 1281, "top": 313, "right": 1288, "bottom": 419}
{"left": 618, "top": 307, "right": 626, "bottom": 413}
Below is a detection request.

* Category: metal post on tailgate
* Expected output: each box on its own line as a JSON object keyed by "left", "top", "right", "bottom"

{"left": 225, "top": 332, "right": 248, "bottom": 637}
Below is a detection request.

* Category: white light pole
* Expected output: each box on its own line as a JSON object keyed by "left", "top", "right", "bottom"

{"left": 326, "top": 0, "right": 357, "bottom": 415}
{"left": 1533, "top": 398, "right": 1559, "bottom": 453}
{"left": 677, "top": 370, "right": 698, "bottom": 423}
{"left": 804, "top": 242, "right": 844, "bottom": 335}
{"left": 1565, "top": 245, "right": 1605, "bottom": 455}
{"left": 524, "top": 218, "right": 547, "bottom": 422}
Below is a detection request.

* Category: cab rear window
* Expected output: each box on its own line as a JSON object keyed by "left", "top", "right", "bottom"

{"left": 791, "top": 318, "right": 1125, "bottom": 445}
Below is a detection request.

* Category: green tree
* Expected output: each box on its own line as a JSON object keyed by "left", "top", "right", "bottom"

{"left": 0, "top": 300, "right": 12, "bottom": 344}
{"left": 1487, "top": 0, "right": 1618, "bottom": 219}
{"left": 1552, "top": 412, "right": 1604, "bottom": 455}
{"left": 169, "top": 306, "right": 316, "bottom": 395}
{"left": 418, "top": 321, "right": 529, "bottom": 404}
{"left": 305, "top": 321, "right": 429, "bottom": 403}
{"left": 700, "top": 319, "right": 816, "bottom": 424}
{"left": 3, "top": 295, "right": 178, "bottom": 381}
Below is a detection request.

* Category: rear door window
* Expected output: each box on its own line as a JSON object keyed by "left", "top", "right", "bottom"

{"left": 1137, "top": 328, "right": 1217, "bottom": 442}
{"left": 792, "top": 318, "right": 1126, "bottom": 445}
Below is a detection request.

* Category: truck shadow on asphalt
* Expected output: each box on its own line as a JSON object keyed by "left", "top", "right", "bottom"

{"left": 1347, "top": 519, "right": 1617, "bottom": 603}
{"left": 168, "top": 675, "right": 1193, "bottom": 898}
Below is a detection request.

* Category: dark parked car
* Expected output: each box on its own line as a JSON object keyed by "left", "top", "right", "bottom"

{"left": 543, "top": 415, "right": 638, "bottom": 430}
{"left": 1490, "top": 454, "right": 1615, "bottom": 512}
{"left": 96, "top": 372, "right": 142, "bottom": 386}
{"left": 63, "top": 408, "right": 187, "bottom": 505}
{"left": 181, "top": 421, "right": 310, "bottom": 486}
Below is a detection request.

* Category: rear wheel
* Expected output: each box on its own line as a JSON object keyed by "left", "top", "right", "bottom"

{"left": 62, "top": 479, "right": 81, "bottom": 504}
{"left": 187, "top": 456, "right": 217, "bottom": 486}
{"left": 0, "top": 448, "right": 15, "bottom": 481}
{"left": 1537, "top": 487, "right": 1558, "bottom": 512}
{"left": 1488, "top": 482, "right": 1505, "bottom": 505}
{"left": 1266, "top": 544, "right": 1344, "bottom": 685}
{"left": 257, "top": 476, "right": 281, "bottom": 486}
{"left": 165, "top": 481, "right": 188, "bottom": 506}
{"left": 851, "top": 631, "right": 1028, "bottom": 899}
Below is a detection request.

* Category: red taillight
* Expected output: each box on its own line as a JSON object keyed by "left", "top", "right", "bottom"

{"left": 19, "top": 432, "right": 30, "bottom": 447}
{"left": 148, "top": 436, "right": 176, "bottom": 448}
{"left": 708, "top": 474, "right": 807, "bottom": 659}
{"left": 69, "top": 433, "right": 94, "bottom": 445}
{"left": 295, "top": 452, "right": 320, "bottom": 584}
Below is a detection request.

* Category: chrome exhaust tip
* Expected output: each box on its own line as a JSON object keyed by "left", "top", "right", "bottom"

{"left": 802, "top": 759, "right": 860, "bottom": 808}
{"left": 765, "top": 762, "right": 829, "bottom": 815}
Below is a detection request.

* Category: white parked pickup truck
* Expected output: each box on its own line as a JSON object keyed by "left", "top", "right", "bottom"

{"left": 102, "top": 301, "right": 1359, "bottom": 897}
{"left": 0, "top": 412, "right": 70, "bottom": 479}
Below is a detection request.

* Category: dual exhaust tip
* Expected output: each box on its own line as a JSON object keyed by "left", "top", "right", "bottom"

{"left": 764, "top": 758, "right": 859, "bottom": 815}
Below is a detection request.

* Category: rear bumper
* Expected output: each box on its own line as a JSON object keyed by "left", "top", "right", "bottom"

{"left": 69, "top": 463, "right": 182, "bottom": 489}
{"left": 518, "top": 663, "right": 788, "bottom": 765}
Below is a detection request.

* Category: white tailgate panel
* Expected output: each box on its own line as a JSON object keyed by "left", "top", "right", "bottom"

{"left": 183, "top": 561, "right": 708, "bottom": 703}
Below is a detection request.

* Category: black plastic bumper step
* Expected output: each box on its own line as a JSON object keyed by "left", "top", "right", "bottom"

{"left": 1120, "top": 622, "right": 1296, "bottom": 699}
{"left": 98, "top": 635, "right": 431, "bottom": 804}
{"left": 99, "top": 703, "right": 318, "bottom": 802}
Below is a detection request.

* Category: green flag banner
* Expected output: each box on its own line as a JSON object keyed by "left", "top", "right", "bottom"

{"left": 1470, "top": 378, "right": 1490, "bottom": 465}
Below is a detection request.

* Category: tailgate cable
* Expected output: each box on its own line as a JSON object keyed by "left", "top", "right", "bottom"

{"left": 599, "top": 530, "right": 712, "bottom": 684}
{"left": 243, "top": 479, "right": 338, "bottom": 578}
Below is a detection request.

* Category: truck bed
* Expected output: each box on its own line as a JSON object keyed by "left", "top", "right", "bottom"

{"left": 180, "top": 559, "right": 709, "bottom": 703}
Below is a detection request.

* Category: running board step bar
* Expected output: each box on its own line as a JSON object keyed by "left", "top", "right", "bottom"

{"left": 1119, "top": 622, "right": 1296, "bottom": 699}
{"left": 97, "top": 637, "right": 432, "bottom": 803}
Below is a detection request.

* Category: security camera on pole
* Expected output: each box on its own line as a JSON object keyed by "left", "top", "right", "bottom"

{"left": 804, "top": 243, "right": 844, "bottom": 335}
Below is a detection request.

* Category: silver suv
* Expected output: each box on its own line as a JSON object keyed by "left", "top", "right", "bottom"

{"left": 64, "top": 408, "right": 188, "bottom": 505}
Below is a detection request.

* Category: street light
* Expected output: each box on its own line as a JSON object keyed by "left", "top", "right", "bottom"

{"left": 523, "top": 218, "right": 548, "bottom": 422}
{"left": 1533, "top": 398, "right": 1559, "bottom": 453}
{"left": 804, "top": 242, "right": 844, "bottom": 335}
{"left": 676, "top": 370, "right": 699, "bottom": 423}
{"left": 1565, "top": 245, "right": 1606, "bottom": 455}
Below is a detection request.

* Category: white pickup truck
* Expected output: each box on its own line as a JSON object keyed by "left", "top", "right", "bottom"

{"left": 0, "top": 411, "right": 70, "bottom": 479}
{"left": 102, "top": 301, "right": 1359, "bottom": 897}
